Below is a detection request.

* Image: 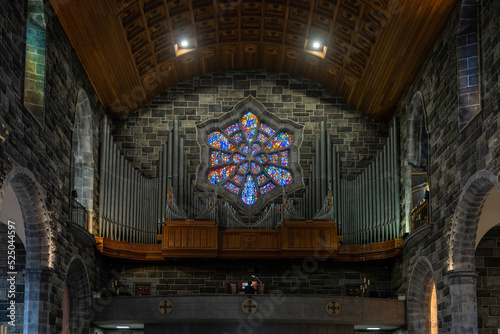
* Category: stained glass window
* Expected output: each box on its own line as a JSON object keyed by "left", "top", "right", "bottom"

{"left": 202, "top": 107, "right": 299, "bottom": 211}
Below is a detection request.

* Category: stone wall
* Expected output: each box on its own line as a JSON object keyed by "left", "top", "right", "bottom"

{"left": 0, "top": 0, "right": 108, "bottom": 331}
{"left": 111, "top": 69, "right": 389, "bottom": 180}
{"left": 476, "top": 226, "right": 500, "bottom": 333}
{"left": 392, "top": 0, "right": 500, "bottom": 332}
{"left": 109, "top": 259, "right": 394, "bottom": 297}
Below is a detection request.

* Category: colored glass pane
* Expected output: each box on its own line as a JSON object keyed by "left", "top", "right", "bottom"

{"left": 241, "top": 175, "right": 258, "bottom": 205}
{"left": 255, "top": 154, "right": 267, "bottom": 164}
{"left": 208, "top": 165, "right": 236, "bottom": 184}
{"left": 264, "top": 165, "right": 292, "bottom": 185}
{"left": 211, "top": 151, "right": 219, "bottom": 166}
{"left": 238, "top": 162, "right": 249, "bottom": 174}
{"left": 208, "top": 131, "right": 236, "bottom": 151}
{"left": 270, "top": 153, "right": 279, "bottom": 164}
{"left": 257, "top": 133, "right": 268, "bottom": 143}
{"left": 242, "top": 112, "right": 258, "bottom": 132}
{"left": 239, "top": 142, "right": 249, "bottom": 154}
{"left": 224, "top": 123, "right": 240, "bottom": 135}
{"left": 232, "top": 174, "right": 243, "bottom": 185}
{"left": 221, "top": 152, "right": 231, "bottom": 164}
{"left": 257, "top": 174, "right": 269, "bottom": 185}
{"left": 224, "top": 182, "right": 240, "bottom": 194}
{"left": 233, "top": 153, "right": 245, "bottom": 164}
{"left": 260, "top": 182, "right": 275, "bottom": 194}
{"left": 250, "top": 162, "right": 261, "bottom": 174}
{"left": 251, "top": 143, "right": 261, "bottom": 155}
{"left": 260, "top": 123, "right": 275, "bottom": 136}
{"left": 281, "top": 151, "right": 289, "bottom": 166}
{"left": 232, "top": 132, "right": 243, "bottom": 143}
{"left": 265, "top": 132, "right": 292, "bottom": 151}
{"left": 246, "top": 129, "right": 257, "bottom": 142}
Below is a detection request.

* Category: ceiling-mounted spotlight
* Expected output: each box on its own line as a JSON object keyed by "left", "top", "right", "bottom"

{"left": 304, "top": 39, "right": 327, "bottom": 58}
{"left": 313, "top": 41, "right": 321, "bottom": 49}
{"left": 180, "top": 40, "right": 189, "bottom": 48}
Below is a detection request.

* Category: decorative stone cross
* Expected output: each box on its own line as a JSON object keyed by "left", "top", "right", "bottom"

{"left": 326, "top": 300, "right": 341, "bottom": 316}
{"left": 158, "top": 299, "right": 173, "bottom": 315}
{"left": 242, "top": 298, "right": 258, "bottom": 314}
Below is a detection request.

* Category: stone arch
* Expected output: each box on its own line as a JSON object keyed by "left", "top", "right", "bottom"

{"left": 0, "top": 166, "right": 51, "bottom": 268}
{"left": 405, "top": 91, "right": 430, "bottom": 233}
{"left": 63, "top": 256, "right": 92, "bottom": 333}
{"left": 407, "top": 256, "right": 437, "bottom": 333}
{"left": 449, "top": 170, "right": 500, "bottom": 272}
{"left": 457, "top": 0, "right": 481, "bottom": 130}
{"left": 0, "top": 166, "right": 53, "bottom": 332}
{"left": 406, "top": 91, "right": 429, "bottom": 167}
{"left": 72, "top": 89, "right": 94, "bottom": 228}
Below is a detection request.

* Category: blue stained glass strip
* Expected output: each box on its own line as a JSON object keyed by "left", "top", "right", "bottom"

{"left": 281, "top": 151, "right": 289, "bottom": 166}
{"left": 246, "top": 129, "right": 257, "bottom": 142}
{"left": 211, "top": 151, "right": 219, "bottom": 166}
{"left": 257, "top": 133, "right": 268, "bottom": 143}
{"left": 242, "top": 175, "right": 258, "bottom": 205}
{"left": 265, "top": 132, "right": 292, "bottom": 151}
{"left": 208, "top": 131, "right": 236, "bottom": 151}
{"left": 260, "top": 182, "right": 275, "bottom": 194}
{"left": 264, "top": 165, "right": 292, "bottom": 186}
{"left": 224, "top": 123, "right": 240, "bottom": 135}
{"left": 224, "top": 182, "right": 240, "bottom": 194}
{"left": 208, "top": 165, "right": 236, "bottom": 184}
{"left": 259, "top": 123, "right": 276, "bottom": 136}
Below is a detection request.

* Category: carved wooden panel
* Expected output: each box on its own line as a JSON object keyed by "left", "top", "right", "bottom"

{"left": 53, "top": 0, "right": 459, "bottom": 121}
{"left": 162, "top": 220, "right": 218, "bottom": 257}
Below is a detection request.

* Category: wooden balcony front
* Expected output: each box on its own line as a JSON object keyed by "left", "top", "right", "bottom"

{"left": 95, "top": 220, "right": 402, "bottom": 261}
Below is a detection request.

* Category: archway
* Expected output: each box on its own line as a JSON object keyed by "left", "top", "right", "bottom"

{"left": 0, "top": 167, "right": 53, "bottom": 332}
{"left": 407, "top": 256, "right": 438, "bottom": 333}
{"left": 63, "top": 256, "right": 91, "bottom": 333}
{"left": 448, "top": 170, "right": 500, "bottom": 333}
{"left": 405, "top": 91, "right": 430, "bottom": 233}
{"left": 72, "top": 89, "right": 94, "bottom": 232}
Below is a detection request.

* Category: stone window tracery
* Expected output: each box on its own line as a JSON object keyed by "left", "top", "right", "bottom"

{"left": 197, "top": 96, "right": 303, "bottom": 215}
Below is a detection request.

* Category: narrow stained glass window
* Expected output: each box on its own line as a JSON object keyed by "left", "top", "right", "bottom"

{"left": 242, "top": 175, "right": 258, "bottom": 205}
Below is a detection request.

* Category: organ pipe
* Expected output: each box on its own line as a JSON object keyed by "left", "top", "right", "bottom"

{"left": 98, "top": 117, "right": 199, "bottom": 244}
{"left": 303, "top": 122, "right": 401, "bottom": 245}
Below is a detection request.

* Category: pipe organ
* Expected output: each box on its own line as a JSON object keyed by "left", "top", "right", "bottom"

{"left": 98, "top": 116, "right": 400, "bottom": 247}
{"left": 99, "top": 118, "right": 198, "bottom": 244}
{"left": 303, "top": 121, "right": 401, "bottom": 245}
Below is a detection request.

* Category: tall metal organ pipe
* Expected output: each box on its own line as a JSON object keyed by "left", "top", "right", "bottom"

{"left": 98, "top": 117, "right": 199, "bottom": 244}
{"left": 303, "top": 121, "right": 400, "bottom": 245}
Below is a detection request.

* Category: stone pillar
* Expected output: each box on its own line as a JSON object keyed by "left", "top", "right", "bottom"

{"left": 23, "top": 268, "right": 54, "bottom": 334}
{"left": 446, "top": 270, "right": 478, "bottom": 334}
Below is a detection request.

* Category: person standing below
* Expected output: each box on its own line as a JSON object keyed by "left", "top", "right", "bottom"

{"left": 244, "top": 281, "right": 255, "bottom": 294}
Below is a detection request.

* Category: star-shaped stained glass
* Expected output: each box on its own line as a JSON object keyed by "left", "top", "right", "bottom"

{"left": 207, "top": 112, "right": 293, "bottom": 205}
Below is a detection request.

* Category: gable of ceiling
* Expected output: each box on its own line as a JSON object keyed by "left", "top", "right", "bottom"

{"left": 52, "top": 0, "right": 458, "bottom": 121}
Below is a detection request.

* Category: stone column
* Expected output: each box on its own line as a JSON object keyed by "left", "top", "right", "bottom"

{"left": 446, "top": 270, "right": 478, "bottom": 334}
{"left": 23, "top": 268, "right": 54, "bottom": 334}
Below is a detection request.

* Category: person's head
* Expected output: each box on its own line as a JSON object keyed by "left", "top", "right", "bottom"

{"left": 248, "top": 280, "right": 252, "bottom": 285}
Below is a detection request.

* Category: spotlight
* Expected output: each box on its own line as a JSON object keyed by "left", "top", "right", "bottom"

{"left": 367, "top": 328, "right": 381, "bottom": 331}
{"left": 116, "top": 325, "right": 130, "bottom": 329}
{"left": 312, "top": 41, "right": 321, "bottom": 49}
{"left": 180, "top": 40, "right": 189, "bottom": 47}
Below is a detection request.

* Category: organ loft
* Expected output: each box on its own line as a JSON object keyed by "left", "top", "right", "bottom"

{"left": 0, "top": 0, "right": 498, "bottom": 333}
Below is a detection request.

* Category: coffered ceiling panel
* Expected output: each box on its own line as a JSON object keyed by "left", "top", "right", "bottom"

{"left": 51, "top": 0, "right": 458, "bottom": 121}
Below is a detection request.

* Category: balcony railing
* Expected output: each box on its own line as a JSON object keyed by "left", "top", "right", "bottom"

{"left": 71, "top": 198, "right": 89, "bottom": 231}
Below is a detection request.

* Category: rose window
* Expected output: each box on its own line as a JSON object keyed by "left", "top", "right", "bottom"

{"left": 207, "top": 111, "right": 294, "bottom": 206}
{"left": 196, "top": 96, "right": 303, "bottom": 215}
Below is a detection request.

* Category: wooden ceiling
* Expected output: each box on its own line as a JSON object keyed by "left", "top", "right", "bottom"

{"left": 51, "top": 0, "right": 458, "bottom": 122}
